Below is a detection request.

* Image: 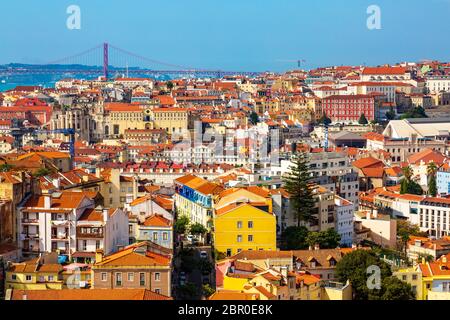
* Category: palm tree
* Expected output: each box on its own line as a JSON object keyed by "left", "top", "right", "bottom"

{"left": 427, "top": 162, "right": 438, "bottom": 197}
{"left": 427, "top": 162, "right": 437, "bottom": 176}
{"left": 402, "top": 166, "right": 413, "bottom": 181}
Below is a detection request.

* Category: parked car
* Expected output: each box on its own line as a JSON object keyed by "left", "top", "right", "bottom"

{"left": 200, "top": 251, "right": 208, "bottom": 259}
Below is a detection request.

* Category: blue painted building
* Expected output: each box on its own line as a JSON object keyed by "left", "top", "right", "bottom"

{"left": 437, "top": 170, "right": 450, "bottom": 195}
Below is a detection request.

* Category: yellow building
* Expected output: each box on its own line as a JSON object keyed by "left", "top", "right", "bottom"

{"left": 151, "top": 107, "right": 188, "bottom": 134}
{"left": 417, "top": 255, "right": 450, "bottom": 300}
{"left": 213, "top": 203, "right": 276, "bottom": 256}
{"left": 104, "top": 103, "right": 146, "bottom": 137}
{"left": 5, "top": 254, "right": 63, "bottom": 290}
{"left": 393, "top": 267, "right": 423, "bottom": 300}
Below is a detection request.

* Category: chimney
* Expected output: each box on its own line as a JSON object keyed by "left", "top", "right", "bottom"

{"left": 82, "top": 175, "right": 89, "bottom": 183}
{"left": 52, "top": 178, "right": 60, "bottom": 189}
{"left": 373, "top": 209, "right": 378, "bottom": 219}
{"left": 103, "top": 209, "right": 109, "bottom": 222}
{"left": 308, "top": 245, "right": 313, "bottom": 251}
{"left": 95, "top": 249, "right": 104, "bottom": 263}
{"left": 44, "top": 194, "right": 52, "bottom": 209}
{"left": 314, "top": 243, "right": 320, "bottom": 250}
{"left": 442, "top": 256, "right": 448, "bottom": 263}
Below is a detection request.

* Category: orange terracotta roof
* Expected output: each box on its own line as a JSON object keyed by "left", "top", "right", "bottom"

{"left": 143, "top": 214, "right": 172, "bottom": 227}
{"left": 10, "top": 289, "right": 171, "bottom": 300}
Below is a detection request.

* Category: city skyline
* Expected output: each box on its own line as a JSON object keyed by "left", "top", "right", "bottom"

{"left": 0, "top": 0, "right": 449, "bottom": 71}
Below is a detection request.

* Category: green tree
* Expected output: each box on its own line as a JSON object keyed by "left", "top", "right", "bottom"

{"left": 197, "top": 259, "right": 213, "bottom": 274}
{"left": 407, "top": 180, "right": 423, "bottom": 195}
{"left": 34, "top": 167, "right": 51, "bottom": 177}
{"left": 397, "top": 219, "right": 426, "bottom": 253}
{"left": 283, "top": 153, "right": 317, "bottom": 226}
{"left": 402, "top": 166, "right": 413, "bottom": 181}
{"left": 305, "top": 228, "right": 341, "bottom": 249}
{"left": 400, "top": 178, "right": 409, "bottom": 194}
{"left": 317, "top": 113, "right": 332, "bottom": 126}
{"left": 213, "top": 249, "right": 227, "bottom": 261}
{"left": 385, "top": 106, "right": 396, "bottom": 120}
{"left": 335, "top": 250, "right": 392, "bottom": 300}
{"left": 358, "top": 113, "right": 369, "bottom": 125}
{"left": 0, "top": 163, "right": 13, "bottom": 172}
{"left": 174, "top": 215, "right": 190, "bottom": 235}
{"left": 427, "top": 162, "right": 438, "bottom": 197}
{"left": 249, "top": 111, "right": 259, "bottom": 125}
{"left": 400, "top": 106, "right": 428, "bottom": 119}
{"left": 190, "top": 223, "right": 207, "bottom": 237}
{"left": 400, "top": 166, "right": 423, "bottom": 195}
{"left": 202, "top": 284, "right": 215, "bottom": 298}
{"left": 178, "top": 283, "right": 199, "bottom": 300}
{"left": 281, "top": 226, "right": 309, "bottom": 250}
{"left": 166, "top": 81, "right": 174, "bottom": 90}
{"left": 379, "top": 277, "right": 415, "bottom": 300}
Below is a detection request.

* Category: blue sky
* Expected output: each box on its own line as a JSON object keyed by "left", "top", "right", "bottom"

{"left": 0, "top": 0, "right": 449, "bottom": 71}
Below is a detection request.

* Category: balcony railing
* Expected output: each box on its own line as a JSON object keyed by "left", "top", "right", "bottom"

{"left": 76, "top": 231, "right": 103, "bottom": 239}
{"left": 51, "top": 234, "right": 69, "bottom": 240}
{"left": 22, "top": 218, "right": 39, "bottom": 224}
{"left": 22, "top": 232, "right": 39, "bottom": 239}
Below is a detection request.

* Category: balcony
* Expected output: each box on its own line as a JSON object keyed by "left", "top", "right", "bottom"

{"left": 22, "top": 218, "right": 39, "bottom": 224}
{"left": 76, "top": 231, "right": 103, "bottom": 239}
{"left": 76, "top": 227, "right": 104, "bottom": 239}
{"left": 51, "top": 234, "right": 69, "bottom": 241}
{"left": 21, "top": 232, "right": 39, "bottom": 240}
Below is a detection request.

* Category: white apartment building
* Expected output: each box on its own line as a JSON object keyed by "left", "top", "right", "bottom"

{"left": 426, "top": 76, "right": 450, "bottom": 94}
{"left": 419, "top": 198, "right": 450, "bottom": 238}
{"left": 335, "top": 196, "right": 354, "bottom": 246}
{"left": 18, "top": 190, "right": 128, "bottom": 261}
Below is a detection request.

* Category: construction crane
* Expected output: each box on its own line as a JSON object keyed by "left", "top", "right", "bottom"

{"left": 33, "top": 128, "right": 76, "bottom": 160}
{"left": 276, "top": 59, "right": 307, "bottom": 68}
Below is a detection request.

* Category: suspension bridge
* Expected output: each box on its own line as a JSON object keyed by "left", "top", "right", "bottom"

{"left": 0, "top": 43, "right": 262, "bottom": 79}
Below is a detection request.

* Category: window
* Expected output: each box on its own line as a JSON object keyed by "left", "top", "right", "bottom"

{"left": 153, "top": 232, "right": 158, "bottom": 241}
{"left": 26, "top": 275, "right": 32, "bottom": 281}
{"left": 248, "top": 221, "right": 253, "bottom": 228}
{"left": 226, "top": 249, "right": 232, "bottom": 257}
{"left": 115, "top": 273, "right": 122, "bottom": 286}
{"left": 96, "top": 240, "right": 101, "bottom": 250}
{"left": 237, "top": 221, "right": 242, "bottom": 229}
{"left": 412, "top": 274, "right": 418, "bottom": 281}
{"left": 48, "top": 275, "right": 54, "bottom": 282}
{"left": 101, "top": 272, "right": 107, "bottom": 281}
{"left": 155, "top": 288, "right": 161, "bottom": 294}
{"left": 82, "top": 240, "right": 87, "bottom": 251}
{"left": 237, "top": 235, "right": 242, "bottom": 243}
{"left": 155, "top": 272, "right": 161, "bottom": 281}
{"left": 248, "top": 235, "right": 253, "bottom": 242}
{"left": 139, "top": 273, "right": 146, "bottom": 286}
{"left": 128, "top": 273, "right": 134, "bottom": 282}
